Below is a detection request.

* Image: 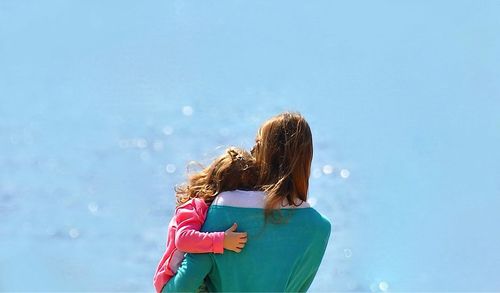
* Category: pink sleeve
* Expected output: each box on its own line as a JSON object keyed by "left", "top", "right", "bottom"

{"left": 174, "top": 198, "right": 225, "bottom": 254}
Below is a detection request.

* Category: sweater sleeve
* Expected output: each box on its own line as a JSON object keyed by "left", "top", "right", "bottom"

{"left": 174, "top": 198, "right": 225, "bottom": 254}
{"left": 162, "top": 253, "right": 212, "bottom": 293}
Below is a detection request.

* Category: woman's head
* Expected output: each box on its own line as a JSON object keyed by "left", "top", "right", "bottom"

{"left": 251, "top": 112, "right": 313, "bottom": 216}
{"left": 176, "top": 147, "right": 259, "bottom": 206}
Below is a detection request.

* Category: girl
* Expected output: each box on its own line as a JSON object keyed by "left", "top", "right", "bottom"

{"left": 153, "top": 147, "right": 259, "bottom": 293}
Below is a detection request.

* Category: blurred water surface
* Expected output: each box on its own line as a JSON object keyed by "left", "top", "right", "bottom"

{"left": 1, "top": 0, "right": 500, "bottom": 292}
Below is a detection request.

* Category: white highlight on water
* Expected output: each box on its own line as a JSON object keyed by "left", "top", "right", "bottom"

{"left": 166, "top": 164, "right": 176, "bottom": 173}
{"left": 69, "top": 228, "right": 80, "bottom": 239}
{"left": 88, "top": 202, "right": 99, "bottom": 214}
{"left": 153, "top": 141, "right": 164, "bottom": 151}
{"left": 344, "top": 248, "right": 352, "bottom": 258}
{"left": 340, "top": 168, "right": 350, "bottom": 179}
{"left": 162, "top": 126, "right": 174, "bottom": 135}
{"left": 379, "top": 281, "right": 389, "bottom": 292}
{"left": 136, "top": 138, "right": 147, "bottom": 149}
{"left": 322, "top": 164, "right": 334, "bottom": 175}
{"left": 182, "top": 106, "right": 193, "bottom": 116}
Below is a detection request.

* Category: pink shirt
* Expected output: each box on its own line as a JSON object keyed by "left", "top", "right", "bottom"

{"left": 153, "top": 198, "right": 225, "bottom": 293}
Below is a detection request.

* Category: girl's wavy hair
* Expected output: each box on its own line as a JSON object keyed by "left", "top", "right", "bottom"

{"left": 251, "top": 112, "right": 313, "bottom": 222}
{"left": 175, "top": 147, "right": 259, "bottom": 206}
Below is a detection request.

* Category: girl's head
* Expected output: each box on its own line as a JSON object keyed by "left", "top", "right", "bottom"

{"left": 251, "top": 112, "right": 313, "bottom": 216}
{"left": 176, "top": 147, "right": 259, "bottom": 206}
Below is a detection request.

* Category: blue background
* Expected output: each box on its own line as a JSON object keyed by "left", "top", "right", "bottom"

{"left": 1, "top": 1, "right": 499, "bottom": 291}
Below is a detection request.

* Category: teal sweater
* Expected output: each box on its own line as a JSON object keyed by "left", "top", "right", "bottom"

{"left": 163, "top": 205, "right": 331, "bottom": 292}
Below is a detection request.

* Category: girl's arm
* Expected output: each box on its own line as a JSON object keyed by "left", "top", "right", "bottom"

{"left": 176, "top": 198, "right": 248, "bottom": 254}
{"left": 175, "top": 198, "right": 225, "bottom": 254}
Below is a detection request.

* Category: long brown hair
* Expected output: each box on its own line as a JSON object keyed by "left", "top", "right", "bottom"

{"left": 251, "top": 112, "right": 313, "bottom": 219}
{"left": 175, "top": 147, "right": 259, "bottom": 206}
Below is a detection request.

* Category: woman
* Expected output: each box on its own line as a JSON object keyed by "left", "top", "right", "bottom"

{"left": 163, "top": 112, "right": 332, "bottom": 292}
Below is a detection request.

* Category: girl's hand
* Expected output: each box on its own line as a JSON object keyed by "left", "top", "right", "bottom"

{"left": 223, "top": 223, "right": 247, "bottom": 253}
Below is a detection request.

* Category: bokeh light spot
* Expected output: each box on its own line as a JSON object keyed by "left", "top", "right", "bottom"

{"left": 69, "top": 228, "right": 80, "bottom": 239}
{"left": 165, "top": 164, "right": 176, "bottom": 173}
{"left": 379, "top": 281, "right": 389, "bottom": 291}
{"left": 340, "top": 168, "right": 350, "bottom": 179}
{"left": 88, "top": 202, "right": 99, "bottom": 214}
{"left": 162, "top": 126, "right": 174, "bottom": 135}
{"left": 322, "top": 164, "right": 334, "bottom": 175}
{"left": 182, "top": 106, "right": 193, "bottom": 116}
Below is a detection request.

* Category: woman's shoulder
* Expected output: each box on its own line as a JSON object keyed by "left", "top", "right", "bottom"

{"left": 298, "top": 207, "right": 332, "bottom": 234}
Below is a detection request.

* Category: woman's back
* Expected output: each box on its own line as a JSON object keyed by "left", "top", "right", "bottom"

{"left": 163, "top": 190, "right": 331, "bottom": 292}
